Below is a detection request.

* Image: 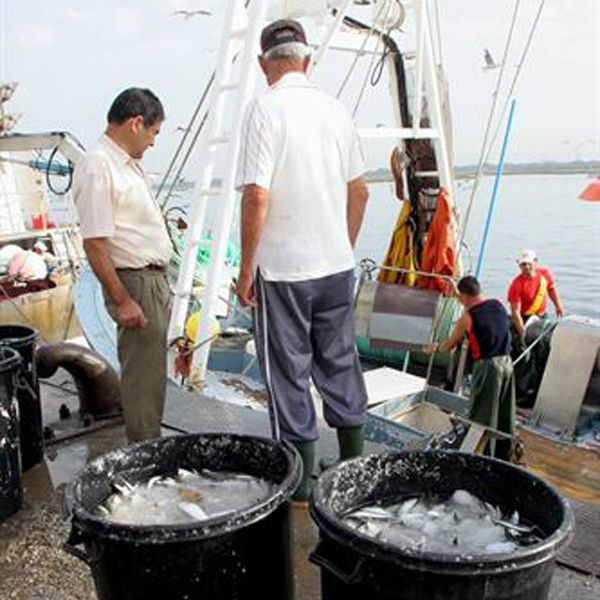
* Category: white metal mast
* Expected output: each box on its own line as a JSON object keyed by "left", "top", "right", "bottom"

{"left": 171, "top": 0, "right": 455, "bottom": 383}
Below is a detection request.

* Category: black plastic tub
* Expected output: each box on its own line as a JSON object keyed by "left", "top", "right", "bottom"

{"left": 0, "top": 325, "right": 42, "bottom": 471}
{"left": 0, "top": 347, "right": 22, "bottom": 521}
{"left": 64, "top": 433, "right": 302, "bottom": 600}
{"left": 310, "top": 450, "right": 573, "bottom": 600}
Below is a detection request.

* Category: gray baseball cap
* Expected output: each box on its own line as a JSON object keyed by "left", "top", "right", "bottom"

{"left": 260, "top": 19, "right": 308, "bottom": 54}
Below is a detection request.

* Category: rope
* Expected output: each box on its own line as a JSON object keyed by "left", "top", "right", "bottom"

{"left": 457, "top": 0, "right": 521, "bottom": 251}
{"left": 336, "top": 0, "right": 389, "bottom": 99}
{"left": 352, "top": 19, "right": 389, "bottom": 116}
{"left": 512, "top": 320, "right": 557, "bottom": 367}
{"left": 45, "top": 145, "right": 73, "bottom": 196}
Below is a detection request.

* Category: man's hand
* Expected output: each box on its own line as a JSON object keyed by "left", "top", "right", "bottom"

{"left": 556, "top": 306, "right": 565, "bottom": 319}
{"left": 236, "top": 269, "right": 257, "bottom": 307}
{"left": 116, "top": 296, "right": 147, "bottom": 328}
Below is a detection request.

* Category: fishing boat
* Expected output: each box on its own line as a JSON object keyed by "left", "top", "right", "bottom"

{"left": 4, "top": 0, "right": 596, "bottom": 507}
{"left": 0, "top": 84, "right": 86, "bottom": 343}
{"left": 155, "top": 0, "right": 600, "bottom": 508}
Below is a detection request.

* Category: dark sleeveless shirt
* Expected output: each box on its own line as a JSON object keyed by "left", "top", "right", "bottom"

{"left": 467, "top": 299, "right": 511, "bottom": 360}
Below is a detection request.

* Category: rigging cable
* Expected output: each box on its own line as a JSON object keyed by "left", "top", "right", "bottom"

{"left": 352, "top": 0, "right": 395, "bottom": 116}
{"left": 481, "top": 0, "right": 547, "bottom": 167}
{"left": 157, "top": 72, "right": 215, "bottom": 207}
{"left": 456, "top": 0, "right": 522, "bottom": 253}
{"left": 336, "top": 0, "right": 390, "bottom": 99}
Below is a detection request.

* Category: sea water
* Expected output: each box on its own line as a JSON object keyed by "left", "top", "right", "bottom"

{"left": 356, "top": 174, "right": 600, "bottom": 319}
{"left": 343, "top": 489, "right": 541, "bottom": 556}
{"left": 97, "top": 469, "right": 276, "bottom": 526}
{"left": 179, "top": 174, "right": 598, "bottom": 318}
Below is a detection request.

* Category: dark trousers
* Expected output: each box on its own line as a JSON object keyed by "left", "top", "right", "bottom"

{"left": 253, "top": 269, "right": 368, "bottom": 442}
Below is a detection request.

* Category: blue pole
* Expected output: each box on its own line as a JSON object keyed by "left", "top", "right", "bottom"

{"left": 475, "top": 99, "right": 517, "bottom": 279}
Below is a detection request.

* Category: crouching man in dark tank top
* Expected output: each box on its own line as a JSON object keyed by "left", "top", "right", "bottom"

{"left": 433, "top": 276, "right": 515, "bottom": 461}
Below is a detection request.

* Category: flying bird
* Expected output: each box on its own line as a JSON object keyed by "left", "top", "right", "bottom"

{"left": 172, "top": 9, "right": 212, "bottom": 20}
{"left": 483, "top": 48, "right": 500, "bottom": 71}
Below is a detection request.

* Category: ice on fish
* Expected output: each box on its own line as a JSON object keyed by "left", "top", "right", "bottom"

{"left": 97, "top": 469, "right": 276, "bottom": 526}
{"left": 343, "top": 489, "right": 541, "bottom": 556}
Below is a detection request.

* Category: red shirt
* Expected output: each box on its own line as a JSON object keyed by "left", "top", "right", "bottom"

{"left": 508, "top": 267, "right": 555, "bottom": 316}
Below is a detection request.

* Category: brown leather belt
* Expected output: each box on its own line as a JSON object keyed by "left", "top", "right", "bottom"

{"left": 117, "top": 264, "right": 166, "bottom": 273}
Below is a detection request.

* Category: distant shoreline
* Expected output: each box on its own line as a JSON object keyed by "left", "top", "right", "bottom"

{"left": 156, "top": 161, "right": 599, "bottom": 189}
{"left": 365, "top": 160, "right": 600, "bottom": 183}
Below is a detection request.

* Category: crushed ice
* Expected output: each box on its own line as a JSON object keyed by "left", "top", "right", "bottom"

{"left": 343, "top": 489, "right": 541, "bottom": 556}
{"left": 96, "top": 468, "right": 276, "bottom": 525}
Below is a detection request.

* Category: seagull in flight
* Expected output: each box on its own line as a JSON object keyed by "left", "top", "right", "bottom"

{"left": 172, "top": 9, "right": 212, "bottom": 20}
{"left": 483, "top": 48, "right": 500, "bottom": 70}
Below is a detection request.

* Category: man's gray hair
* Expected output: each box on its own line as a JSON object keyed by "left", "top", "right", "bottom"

{"left": 263, "top": 41, "right": 311, "bottom": 61}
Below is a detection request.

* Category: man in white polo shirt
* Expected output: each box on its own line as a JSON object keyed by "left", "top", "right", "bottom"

{"left": 235, "top": 20, "right": 369, "bottom": 501}
{"left": 73, "top": 88, "right": 172, "bottom": 442}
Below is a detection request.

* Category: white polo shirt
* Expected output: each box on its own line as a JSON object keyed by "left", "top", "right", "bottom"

{"left": 235, "top": 72, "right": 365, "bottom": 281}
{"left": 73, "top": 135, "right": 172, "bottom": 269}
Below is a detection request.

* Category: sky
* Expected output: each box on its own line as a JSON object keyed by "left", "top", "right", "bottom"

{"left": 0, "top": 0, "right": 598, "bottom": 175}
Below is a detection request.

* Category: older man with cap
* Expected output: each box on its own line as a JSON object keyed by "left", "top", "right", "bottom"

{"left": 508, "top": 249, "right": 564, "bottom": 341}
{"left": 235, "top": 19, "right": 369, "bottom": 501}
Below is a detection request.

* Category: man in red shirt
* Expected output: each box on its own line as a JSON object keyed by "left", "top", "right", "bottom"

{"left": 508, "top": 249, "right": 564, "bottom": 405}
{"left": 507, "top": 249, "right": 564, "bottom": 341}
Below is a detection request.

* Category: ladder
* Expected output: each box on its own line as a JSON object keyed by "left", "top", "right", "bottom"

{"left": 361, "top": 0, "right": 454, "bottom": 196}
{"left": 168, "top": 0, "right": 269, "bottom": 380}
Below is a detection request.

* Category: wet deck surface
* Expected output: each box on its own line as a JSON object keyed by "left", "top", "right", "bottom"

{"left": 1, "top": 373, "right": 599, "bottom": 599}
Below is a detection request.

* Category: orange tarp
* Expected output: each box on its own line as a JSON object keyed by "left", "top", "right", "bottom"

{"left": 418, "top": 187, "right": 455, "bottom": 294}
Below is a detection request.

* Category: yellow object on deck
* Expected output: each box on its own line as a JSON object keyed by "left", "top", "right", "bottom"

{"left": 378, "top": 199, "right": 417, "bottom": 286}
{"left": 185, "top": 311, "right": 221, "bottom": 343}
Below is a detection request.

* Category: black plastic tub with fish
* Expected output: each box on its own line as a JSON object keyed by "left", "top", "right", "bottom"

{"left": 309, "top": 450, "right": 573, "bottom": 600}
{"left": 64, "top": 433, "right": 302, "bottom": 600}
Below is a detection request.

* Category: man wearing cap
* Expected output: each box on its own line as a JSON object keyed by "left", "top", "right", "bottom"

{"left": 73, "top": 88, "right": 172, "bottom": 443}
{"left": 508, "top": 249, "right": 564, "bottom": 341}
{"left": 235, "top": 20, "right": 369, "bottom": 501}
{"left": 508, "top": 250, "right": 564, "bottom": 403}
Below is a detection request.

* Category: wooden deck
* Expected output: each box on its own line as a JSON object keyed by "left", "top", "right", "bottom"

{"left": 518, "top": 427, "right": 600, "bottom": 507}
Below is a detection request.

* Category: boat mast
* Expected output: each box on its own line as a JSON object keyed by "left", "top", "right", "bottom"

{"left": 170, "top": 0, "right": 456, "bottom": 383}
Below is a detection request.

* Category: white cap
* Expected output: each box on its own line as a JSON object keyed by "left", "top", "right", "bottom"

{"left": 517, "top": 249, "right": 537, "bottom": 264}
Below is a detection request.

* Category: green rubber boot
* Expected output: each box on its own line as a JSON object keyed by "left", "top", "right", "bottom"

{"left": 319, "top": 425, "right": 365, "bottom": 472}
{"left": 338, "top": 424, "right": 365, "bottom": 460}
{"left": 291, "top": 440, "right": 315, "bottom": 502}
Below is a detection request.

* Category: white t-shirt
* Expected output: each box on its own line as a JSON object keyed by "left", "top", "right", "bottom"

{"left": 73, "top": 135, "right": 172, "bottom": 269}
{"left": 235, "top": 72, "right": 365, "bottom": 281}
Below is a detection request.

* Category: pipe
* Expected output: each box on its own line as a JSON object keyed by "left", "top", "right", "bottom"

{"left": 475, "top": 99, "right": 517, "bottom": 278}
{"left": 36, "top": 343, "right": 121, "bottom": 418}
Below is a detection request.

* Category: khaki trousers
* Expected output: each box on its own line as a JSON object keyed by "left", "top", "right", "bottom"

{"left": 104, "top": 269, "right": 172, "bottom": 442}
